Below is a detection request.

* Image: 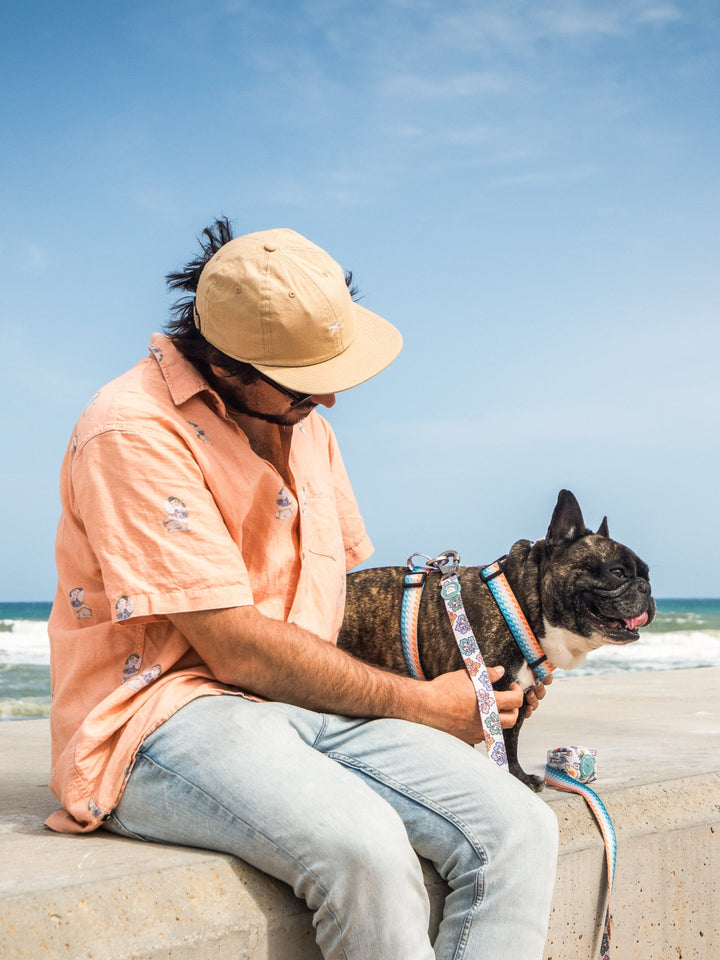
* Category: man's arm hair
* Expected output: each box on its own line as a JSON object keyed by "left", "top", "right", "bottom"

{"left": 168, "top": 605, "right": 523, "bottom": 744}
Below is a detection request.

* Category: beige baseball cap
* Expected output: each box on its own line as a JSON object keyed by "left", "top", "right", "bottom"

{"left": 193, "top": 228, "right": 402, "bottom": 394}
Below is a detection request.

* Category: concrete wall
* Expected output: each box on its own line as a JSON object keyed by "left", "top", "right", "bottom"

{"left": 2, "top": 668, "right": 719, "bottom": 959}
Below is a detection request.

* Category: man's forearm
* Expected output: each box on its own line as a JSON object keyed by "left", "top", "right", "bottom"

{"left": 171, "top": 605, "right": 430, "bottom": 719}
{"left": 168, "top": 605, "right": 522, "bottom": 743}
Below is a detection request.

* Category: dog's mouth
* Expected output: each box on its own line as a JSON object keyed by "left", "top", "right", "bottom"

{"left": 587, "top": 606, "right": 650, "bottom": 643}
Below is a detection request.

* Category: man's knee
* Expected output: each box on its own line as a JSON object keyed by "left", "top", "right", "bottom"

{"left": 296, "top": 797, "right": 426, "bottom": 916}
{"left": 501, "top": 786, "right": 558, "bottom": 857}
{"left": 330, "top": 798, "right": 417, "bottom": 875}
{"left": 529, "top": 792, "right": 559, "bottom": 859}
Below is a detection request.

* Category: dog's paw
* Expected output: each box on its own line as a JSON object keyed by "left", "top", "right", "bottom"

{"left": 514, "top": 771, "right": 545, "bottom": 793}
{"left": 526, "top": 774, "right": 545, "bottom": 793}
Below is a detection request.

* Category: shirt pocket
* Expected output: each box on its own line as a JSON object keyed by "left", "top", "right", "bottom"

{"left": 302, "top": 481, "right": 343, "bottom": 562}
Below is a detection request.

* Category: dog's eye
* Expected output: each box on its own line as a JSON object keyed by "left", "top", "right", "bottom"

{"left": 609, "top": 567, "right": 627, "bottom": 578}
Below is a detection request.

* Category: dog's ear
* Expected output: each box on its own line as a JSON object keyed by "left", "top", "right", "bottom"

{"left": 597, "top": 516, "right": 609, "bottom": 537}
{"left": 546, "top": 490, "right": 590, "bottom": 544}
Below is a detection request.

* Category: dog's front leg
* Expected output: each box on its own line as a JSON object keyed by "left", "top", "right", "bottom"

{"left": 503, "top": 716, "right": 544, "bottom": 792}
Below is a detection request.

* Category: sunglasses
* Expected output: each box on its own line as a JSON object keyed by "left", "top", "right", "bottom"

{"left": 253, "top": 370, "right": 314, "bottom": 408}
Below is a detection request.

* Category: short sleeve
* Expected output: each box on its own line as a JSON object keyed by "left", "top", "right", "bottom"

{"left": 70, "top": 424, "right": 254, "bottom": 620}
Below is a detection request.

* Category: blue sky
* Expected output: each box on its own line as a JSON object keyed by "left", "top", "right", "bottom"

{"left": 2, "top": 0, "right": 719, "bottom": 600}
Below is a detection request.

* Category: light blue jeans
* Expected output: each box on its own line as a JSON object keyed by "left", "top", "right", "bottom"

{"left": 106, "top": 695, "right": 558, "bottom": 959}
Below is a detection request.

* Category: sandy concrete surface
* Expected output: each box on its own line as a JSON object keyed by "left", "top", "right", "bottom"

{"left": 1, "top": 667, "right": 718, "bottom": 959}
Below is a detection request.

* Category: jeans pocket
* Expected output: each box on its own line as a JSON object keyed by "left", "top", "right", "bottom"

{"left": 102, "top": 811, "right": 149, "bottom": 842}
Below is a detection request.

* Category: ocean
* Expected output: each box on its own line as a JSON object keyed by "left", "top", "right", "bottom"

{"left": 2, "top": 599, "right": 720, "bottom": 719}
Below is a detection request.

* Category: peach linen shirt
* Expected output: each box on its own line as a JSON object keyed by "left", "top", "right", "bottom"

{"left": 47, "top": 334, "right": 373, "bottom": 833}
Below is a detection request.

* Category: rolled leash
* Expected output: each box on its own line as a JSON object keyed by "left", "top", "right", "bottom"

{"left": 545, "top": 747, "right": 616, "bottom": 960}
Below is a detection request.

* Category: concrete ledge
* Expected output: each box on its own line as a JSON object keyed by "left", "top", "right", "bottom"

{"left": 1, "top": 668, "right": 719, "bottom": 959}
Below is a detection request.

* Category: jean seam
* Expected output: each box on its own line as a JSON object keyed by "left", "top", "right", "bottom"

{"left": 329, "top": 752, "right": 489, "bottom": 960}
{"left": 125, "top": 752, "right": 351, "bottom": 960}
{"left": 326, "top": 752, "right": 488, "bottom": 866}
{"left": 105, "top": 811, "right": 148, "bottom": 842}
{"left": 451, "top": 870, "right": 484, "bottom": 960}
{"left": 310, "top": 712, "right": 330, "bottom": 750}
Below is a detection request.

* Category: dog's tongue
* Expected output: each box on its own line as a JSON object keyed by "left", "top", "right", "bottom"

{"left": 624, "top": 612, "right": 649, "bottom": 630}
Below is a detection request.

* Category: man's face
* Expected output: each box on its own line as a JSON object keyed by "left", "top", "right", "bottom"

{"left": 210, "top": 365, "right": 336, "bottom": 426}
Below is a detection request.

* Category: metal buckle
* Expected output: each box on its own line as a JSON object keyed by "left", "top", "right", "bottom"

{"left": 428, "top": 550, "right": 461, "bottom": 579}
{"left": 407, "top": 550, "right": 461, "bottom": 577}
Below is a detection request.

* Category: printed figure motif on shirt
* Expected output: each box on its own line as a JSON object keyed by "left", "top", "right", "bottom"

{"left": 275, "top": 487, "right": 294, "bottom": 521}
{"left": 187, "top": 420, "right": 211, "bottom": 445}
{"left": 149, "top": 345, "right": 164, "bottom": 363}
{"left": 163, "top": 496, "right": 191, "bottom": 532}
{"left": 125, "top": 664, "right": 162, "bottom": 691}
{"left": 68, "top": 587, "right": 93, "bottom": 620}
{"left": 115, "top": 595, "right": 135, "bottom": 621}
{"left": 88, "top": 798, "right": 105, "bottom": 819}
{"left": 122, "top": 653, "right": 142, "bottom": 683}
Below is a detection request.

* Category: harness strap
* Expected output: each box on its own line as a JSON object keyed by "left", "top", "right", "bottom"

{"left": 480, "top": 559, "right": 556, "bottom": 683}
{"left": 400, "top": 569, "right": 427, "bottom": 681}
{"left": 545, "top": 747, "right": 616, "bottom": 960}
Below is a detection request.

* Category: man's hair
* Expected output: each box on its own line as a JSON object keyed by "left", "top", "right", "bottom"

{"left": 164, "top": 217, "right": 257, "bottom": 381}
{"left": 165, "top": 217, "right": 360, "bottom": 382}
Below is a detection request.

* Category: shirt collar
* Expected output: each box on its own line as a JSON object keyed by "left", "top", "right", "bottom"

{"left": 149, "top": 333, "right": 227, "bottom": 415}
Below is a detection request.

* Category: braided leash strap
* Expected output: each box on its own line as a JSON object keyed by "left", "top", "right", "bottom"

{"left": 545, "top": 747, "right": 615, "bottom": 960}
{"left": 440, "top": 574, "right": 509, "bottom": 769}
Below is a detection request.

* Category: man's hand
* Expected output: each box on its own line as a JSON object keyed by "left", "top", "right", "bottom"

{"left": 522, "top": 675, "right": 553, "bottom": 718}
{"left": 423, "top": 666, "right": 524, "bottom": 745}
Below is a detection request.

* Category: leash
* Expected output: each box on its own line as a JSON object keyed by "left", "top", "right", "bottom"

{"left": 401, "top": 551, "right": 616, "bottom": 957}
{"left": 545, "top": 747, "right": 615, "bottom": 959}
{"left": 401, "top": 552, "right": 508, "bottom": 769}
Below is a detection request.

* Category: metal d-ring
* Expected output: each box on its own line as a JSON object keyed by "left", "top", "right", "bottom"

{"left": 428, "top": 550, "right": 461, "bottom": 578}
{"left": 406, "top": 553, "right": 434, "bottom": 570}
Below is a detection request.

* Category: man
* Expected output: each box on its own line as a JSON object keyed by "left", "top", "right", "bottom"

{"left": 48, "top": 219, "right": 558, "bottom": 959}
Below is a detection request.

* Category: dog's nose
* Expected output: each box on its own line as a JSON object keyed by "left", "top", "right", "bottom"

{"left": 638, "top": 580, "right": 651, "bottom": 595}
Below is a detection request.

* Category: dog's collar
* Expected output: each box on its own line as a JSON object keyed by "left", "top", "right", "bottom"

{"left": 479, "top": 558, "right": 556, "bottom": 683}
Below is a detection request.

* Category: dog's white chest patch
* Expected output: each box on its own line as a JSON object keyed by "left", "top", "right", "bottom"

{"left": 540, "top": 619, "right": 600, "bottom": 670}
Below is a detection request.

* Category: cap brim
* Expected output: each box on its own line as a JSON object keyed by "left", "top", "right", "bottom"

{"left": 251, "top": 304, "right": 402, "bottom": 394}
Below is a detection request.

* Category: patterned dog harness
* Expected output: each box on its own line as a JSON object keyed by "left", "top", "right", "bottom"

{"left": 402, "top": 552, "right": 508, "bottom": 768}
{"left": 401, "top": 551, "right": 617, "bottom": 958}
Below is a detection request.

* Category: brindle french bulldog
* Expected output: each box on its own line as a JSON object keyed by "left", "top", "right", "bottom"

{"left": 338, "top": 490, "right": 655, "bottom": 791}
